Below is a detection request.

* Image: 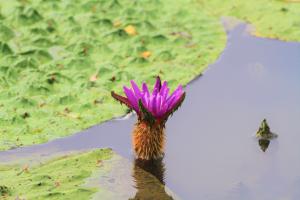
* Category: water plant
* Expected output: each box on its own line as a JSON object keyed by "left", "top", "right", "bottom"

{"left": 111, "top": 76, "right": 185, "bottom": 160}
{"left": 256, "top": 119, "right": 278, "bottom": 139}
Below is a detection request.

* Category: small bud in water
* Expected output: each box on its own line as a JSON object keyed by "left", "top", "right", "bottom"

{"left": 256, "top": 119, "right": 278, "bottom": 139}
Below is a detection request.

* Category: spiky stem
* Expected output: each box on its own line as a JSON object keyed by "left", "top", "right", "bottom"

{"left": 132, "top": 121, "right": 165, "bottom": 160}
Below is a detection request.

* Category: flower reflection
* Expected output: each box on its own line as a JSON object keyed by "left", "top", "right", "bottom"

{"left": 129, "top": 158, "right": 174, "bottom": 200}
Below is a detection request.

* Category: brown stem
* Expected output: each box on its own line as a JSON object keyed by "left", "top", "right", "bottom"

{"left": 132, "top": 120, "right": 165, "bottom": 160}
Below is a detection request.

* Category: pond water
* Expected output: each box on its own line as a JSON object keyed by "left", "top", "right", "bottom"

{"left": 1, "top": 22, "right": 300, "bottom": 200}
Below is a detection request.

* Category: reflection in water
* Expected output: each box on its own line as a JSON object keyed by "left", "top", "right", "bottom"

{"left": 258, "top": 138, "right": 270, "bottom": 152}
{"left": 135, "top": 158, "right": 166, "bottom": 184}
{"left": 130, "top": 158, "right": 174, "bottom": 200}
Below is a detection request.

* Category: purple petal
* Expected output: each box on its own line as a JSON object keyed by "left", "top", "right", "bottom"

{"left": 152, "top": 87, "right": 159, "bottom": 96}
{"left": 123, "top": 86, "right": 139, "bottom": 112}
{"left": 166, "top": 95, "right": 176, "bottom": 109}
{"left": 167, "top": 85, "right": 183, "bottom": 101}
{"left": 141, "top": 94, "right": 149, "bottom": 108}
{"left": 168, "top": 97, "right": 180, "bottom": 111}
{"left": 130, "top": 80, "right": 142, "bottom": 99}
{"left": 142, "top": 83, "right": 150, "bottom": 97}
{"left": 122, "top": 77, "right": 184, "bottom": 119}
{"left": 148, "top": 95, "right": 154, "bottom": 113}
{"left": 159, "top": 104, "right": 168, "bottom": 117}
{"left": 152, "top": 76, "right": 161, "bottom": 95}
{"left": 156, "top": 95, "right": 162, "bottom": 116}
{"left": 152, "top": 96, "right": 158, "bottom": 116}
{"left": 167, "top": 93, "right": 184, "bottom": 112}
{"left": 162, "top": 88, "right": 169, "bottom": 102}
{"left": 159, "top": 81, "right": 168, "bottom": 95}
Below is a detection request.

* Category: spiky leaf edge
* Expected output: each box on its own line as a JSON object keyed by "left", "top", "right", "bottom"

{"left": 161, "top": 92, "right": 186, "bottom": 123}
{"left": 111, "top": 91, "right": 134, "bottom": 111}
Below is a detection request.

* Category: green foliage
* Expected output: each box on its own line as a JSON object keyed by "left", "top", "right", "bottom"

{"left": 0, "top": 149, "right": 112, "bottom": 200}
{"left": 199, "top": 0, "right": 300, "bottom": 41}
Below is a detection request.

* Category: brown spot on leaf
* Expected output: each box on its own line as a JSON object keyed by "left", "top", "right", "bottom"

{"left": 39, "top": 102, "right": 46, "bottom": 107}
{"left": 47, "top": 75, "right": 56, "bottom": 84}
{"left": 110, "top": 76, "right": 116, "bottom": 82}
{"left": 96, "top": 160, "right": 102, "bottom": 167}
{"left": 54, "top": 181, "right": 60, "bottom": 187}
{"left": 21, "top": 112, "right": 30, "bottom": 119}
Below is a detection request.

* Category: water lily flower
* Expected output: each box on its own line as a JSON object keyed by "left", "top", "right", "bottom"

{"left": 111, "top": 76, "right": 185, "bottom": 123}
{"left": 111, "top": 76, "right": 185, "bottom": 160}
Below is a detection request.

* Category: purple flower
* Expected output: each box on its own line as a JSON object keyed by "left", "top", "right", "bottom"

{"left": 112, "top": 77, "right": 185, "bottom": 122}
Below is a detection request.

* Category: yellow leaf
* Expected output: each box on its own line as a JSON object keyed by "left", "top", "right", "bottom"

{"left": 124, "top": 25, "right": 137, "bottom": 36}
{"left": 141, "top": 51, "right": 151, "bottom": 59}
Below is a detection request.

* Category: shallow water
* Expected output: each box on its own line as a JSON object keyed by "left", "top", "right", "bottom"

{"left": 1, "top": 23, "right": 300, "bottom": 200}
